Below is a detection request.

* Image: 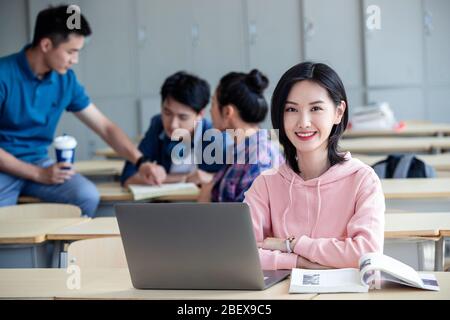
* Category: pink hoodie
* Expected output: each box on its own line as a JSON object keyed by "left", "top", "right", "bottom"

{"left": 244, "top": 152, "right": 385, "bottom": 270}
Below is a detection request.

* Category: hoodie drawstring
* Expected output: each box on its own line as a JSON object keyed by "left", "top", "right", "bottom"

{"left": 282, "top": 174, "right": 295, "bottom": 237}
{"left": 282, "top": 174, "right": 323, "bottom": 239}
{"left": 311, "top": 180, "right": 322, "bottom": 237}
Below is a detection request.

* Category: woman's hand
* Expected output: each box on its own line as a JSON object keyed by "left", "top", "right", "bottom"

{"left": 296, "top": 256, "right": 330, "bottom": 269}
{"left": 197, "top": 180, "right": 214, "bottom": 203}
{"left": 186, "top": 169, "right": 214, "bottom": 185}
{"left": 258, "top": 237, "right": 331, "bottom": 269}
{"left": 257, "top": 237, "right": 291, "bottom": 252}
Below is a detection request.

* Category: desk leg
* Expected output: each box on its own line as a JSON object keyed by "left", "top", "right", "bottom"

{"left": 60, "top": 246, "right": 68, "bottom": 269}
{"left": 434, "top": 237, "right": 445, "bottom": 271}
{"left": 51, "top": 240, "right": 62, "bottom": 268}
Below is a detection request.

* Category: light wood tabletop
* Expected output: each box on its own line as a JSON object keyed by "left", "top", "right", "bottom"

{"left": 47, "top": 217, "right": 120, "bottom": 241}
{"left": 381, "top": 178, "right": 450, "bottom": 199}
{"left": 18, "top": 178, "right": 450, "bottom": 203}
{"left": 95, "top": 182, "right": 199, "bottom": 202}
{"left": 47, "top": 211, "right": 450, "bottom": 241}
{"left": 384, "top": 212, "right": 450, "bottom": 238}
{"left": 339, "top": 137, "right": 450, "bottom": 154}
{"left": 0, "top": 218, "right": 89, "bottom": 244}
{"left": 344, "top": 122, "right": 450, "bottom": 138}
{"left": 354, "top": 153, "right": 450, "bottom": 171}
{"left": 95, "top": 147, "right": 123, "bottom": 159}
{"left": 0, "top": 268, "right": 448, "bottom": 300}
{"left": 19, "top": 182, "right": 199, "bottom": 204}
{"left": 74, "top": 160, "right": 124, "bottom": 177}
{"left": 95, "top": 177, "right": 449, "bottom": 202}
{"left": 95, "top": 182, "right": 133, "bottom": 201}
{"left": 0, "top": 268, "right": 315, "bottom": 300}
{"left": 312, "top": 272, "right": 450, "bottom": 300}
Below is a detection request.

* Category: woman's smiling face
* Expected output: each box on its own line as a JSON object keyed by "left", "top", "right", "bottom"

{"left": 283, "top": 80, "right": 345, "bottom": 156}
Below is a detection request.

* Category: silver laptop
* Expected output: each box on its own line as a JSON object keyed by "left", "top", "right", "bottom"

{"left": 115, "top": 202, "right": 291, "bottom": 290}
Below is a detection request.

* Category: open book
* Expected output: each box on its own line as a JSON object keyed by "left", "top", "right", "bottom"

{"left": 128, "top": 183, "right": 199, "bottom": 201}
{"left": 289, "top": 252, "right": 439, "bottom": 293}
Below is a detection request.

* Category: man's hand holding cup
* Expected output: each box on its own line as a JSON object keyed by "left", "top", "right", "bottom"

{"left": 39, "top": 135, "right": 78, "bottom": 185}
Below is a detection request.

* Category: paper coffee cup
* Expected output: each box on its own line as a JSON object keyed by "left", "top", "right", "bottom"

{"left": 54, "top": 135, "right": 77, "bottom": 167}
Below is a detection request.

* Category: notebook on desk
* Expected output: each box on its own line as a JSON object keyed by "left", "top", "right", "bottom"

{"left": 128, "top": 183, "right": 199, "bottom": 201}
{"left": 115, "top": 202, "right": 291, "bottom": 290}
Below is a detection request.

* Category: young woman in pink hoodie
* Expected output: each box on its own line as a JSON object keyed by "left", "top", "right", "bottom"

{"left": 244, "top": 62, "right": 385, "bottom": 270}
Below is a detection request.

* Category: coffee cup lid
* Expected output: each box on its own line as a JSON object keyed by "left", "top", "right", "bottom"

{"left": 54, "top": 135, "right": 77, "bottom": 149}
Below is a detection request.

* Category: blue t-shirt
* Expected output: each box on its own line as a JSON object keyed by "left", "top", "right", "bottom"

{"left": 120, "top": 114, "right": 227, "bottom": 185}
{"left": 0, "top": 45, "right": 90, "bottom": 162}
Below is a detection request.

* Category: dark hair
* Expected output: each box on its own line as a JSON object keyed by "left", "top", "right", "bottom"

{"left": 32, "top": 5, "right": 92, "bottom": 48}
{"left": 160, "top": 71, "right": 210, "bottom": 113}
{"left": 271, "top": 62, "right": 349, "bottom": 173}
{"left": 216, "top": 69, "right": 269, "bottom": 123}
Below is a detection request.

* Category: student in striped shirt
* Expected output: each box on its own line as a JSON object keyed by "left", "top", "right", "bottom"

{"left": 198, "top": 69, "right": 283, "bottom": 202}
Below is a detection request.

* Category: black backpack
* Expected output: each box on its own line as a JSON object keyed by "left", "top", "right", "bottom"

{"left": 372, "top": 154, "right": 436, "bottom": 179}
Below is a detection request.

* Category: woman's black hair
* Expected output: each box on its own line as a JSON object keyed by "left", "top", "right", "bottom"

{"left": 216, "top": 69, "right": 269, "bottom": 123}
{"left": 161, "top": 71, "right": 210, "bottom": 113}
{"left": 271, "top": 62, "right": 349, "bottom": 173}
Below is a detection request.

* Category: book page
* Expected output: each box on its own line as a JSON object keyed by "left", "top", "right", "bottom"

{"left": 358, "top": 252, "right": 439, "bottom": 291}
{"left": 418, "top": 274, "right": 440, "bottom": 291}
{"left": 290, "top": 268, "right": 368, "bottom": 293}
{"left": 128, "top": 183, "right": 199, "bottom": 201}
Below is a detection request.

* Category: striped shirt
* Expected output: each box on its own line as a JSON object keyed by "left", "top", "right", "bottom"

{"left": 211, "top": 132, "right": 283, "bottom": 202}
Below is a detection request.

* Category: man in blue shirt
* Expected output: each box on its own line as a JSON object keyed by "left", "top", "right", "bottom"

{"left": 0, "top": 5, "right": 166, "bottom": 217}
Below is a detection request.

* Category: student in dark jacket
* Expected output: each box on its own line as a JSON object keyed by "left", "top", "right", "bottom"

{"left": 121, "top": 71, "right": 225, "bottom": 187}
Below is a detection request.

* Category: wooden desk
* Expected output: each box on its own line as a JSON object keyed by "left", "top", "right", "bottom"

{"left": 47, "top": 217, "right": 119, "bottom": 241}
{"left": 0, "top": 217, "right": 88, "bottom": 268}
{"left": 339, "top": 137, "right": 450, "bottom": 154}
{"left": 385, "top": 212, "right": 450, "bottom": 271}
{"left": 19, "top": 182, "right": 199, "bottom": 206}
{"left": 0, "top": 218, "right": 89, "bottom": 244}
{"left": 0, "top": 269, "right": 316, "bottom": 300}
{"left": 0, "top": 268, "right": 448, "bottom": 300}
{"left": 49, "top": 213, "right": 450, "bottom": 270}
{"left": 48, "top": 213, "right": 450, "bottom": 241}
{"left": 354, "top": 153, "right": 450, "bottom": 172}
{"left": 95, "top": 182, "right": 199, "bottom": 202}
{"left": 74, "top": 160, "right": 124, "bottom": 177}
{"left": 19, "top": 178, "right": 450, "bottom": 204}
{"left": 17, "top": 184, "right": 132, "bottom": 204}
{"left": 381, "top": 178, "right": 450, "bottom": 199}
{"left": 344, "top": 123, "right": 450, "bottom": 138}
{"left": 385, "top": 212, "right": 450, "bottom": 238}
{"left": 95, "top": 147, "right": 122, "bottom": 159}
{"left": 312, "top": 272, "right": 450, "bottom": 300}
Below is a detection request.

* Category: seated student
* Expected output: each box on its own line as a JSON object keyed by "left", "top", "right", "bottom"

{"left": 244, "top": 62, "right": 385, "bottom": 270}
{"left": 121, "top": 71, "right": 224, "bottom": 187}
{"left": 0, "top": 6, "right": 154, "bottom": 217}
{"left": 198, "top": 69, "right": 283, "bottom": 203}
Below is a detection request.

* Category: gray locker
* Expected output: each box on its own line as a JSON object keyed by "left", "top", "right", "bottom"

{"left": 363, "top": 0, "right": 424, "bottom": 87}
{"left": 424, "top": 0, "right": 450, "bottom": 85}
{"left": 0, "top": 0, "right": 28, "bottom": 57}
{"left": 136, "top": 0, "right": 194, "bottom": 96}
{"left": 80, "top": 0, "right": 138, "bottom": 98}
{"left": 303, "top": 0, "right": 363, "bottom": 89}
{"left": 191, "top": 0, "right": 246, "bottom": 89}
{"left": 367, "top": 88, "right": 426, "bottom": 121}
